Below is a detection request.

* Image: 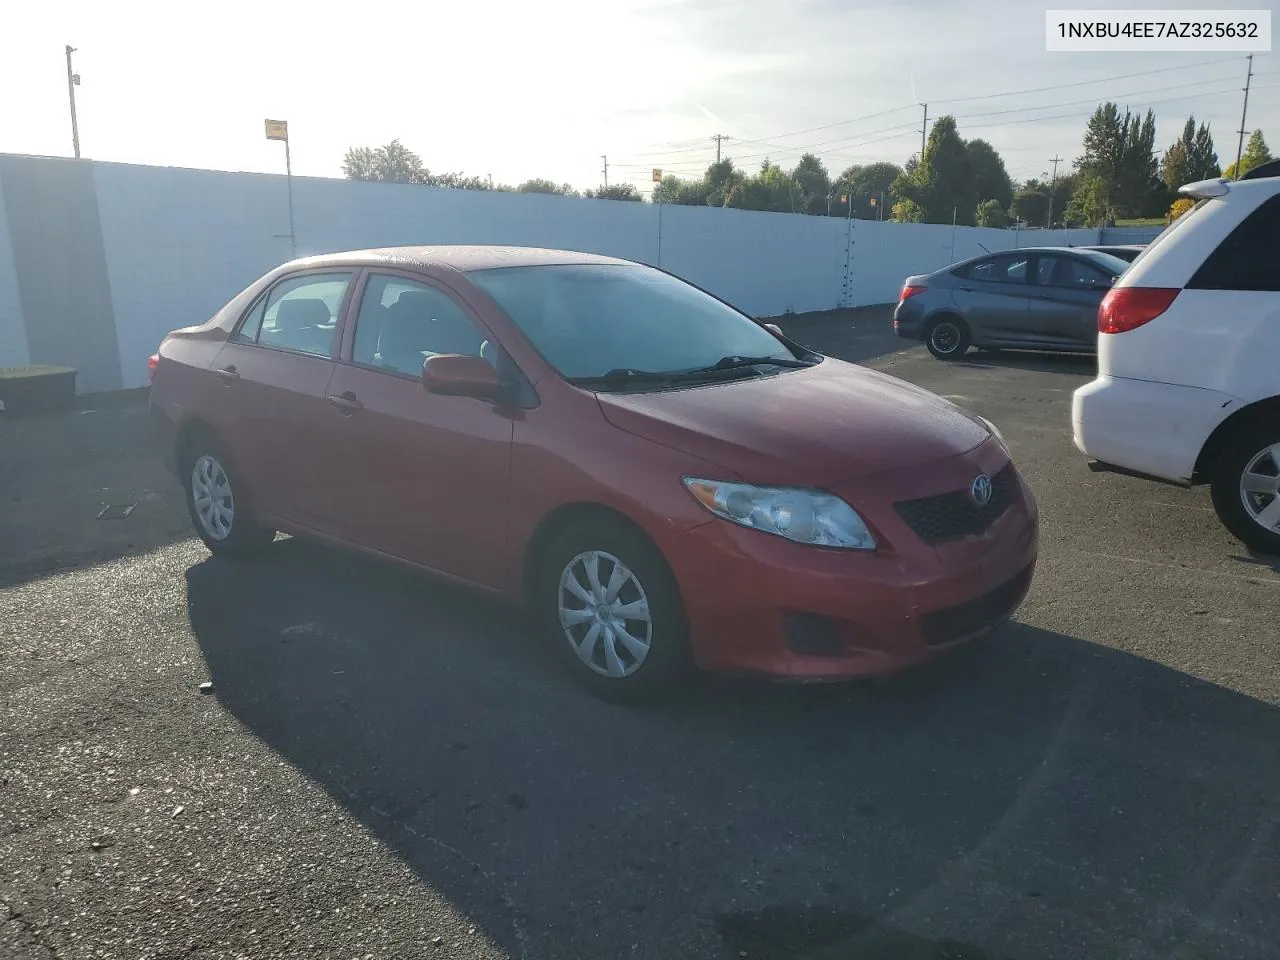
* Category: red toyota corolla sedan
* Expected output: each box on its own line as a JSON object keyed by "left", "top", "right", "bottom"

{"left": 149, "top": 246, "right": 1038, "bottom": 701}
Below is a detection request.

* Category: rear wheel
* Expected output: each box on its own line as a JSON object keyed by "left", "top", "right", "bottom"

{"left": 537, "top": 517, "right": 695, "bottom": 703}
{"left": 1210, "top": 421, "right": 1280, "bottom": 555}
{"left": 926, "top": 316, "right": 970, "bottom": 360}
{"left": 181, "top": 436, "right": 276, "bottom": 557}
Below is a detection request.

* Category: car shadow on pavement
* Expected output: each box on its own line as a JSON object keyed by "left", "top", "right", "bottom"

{"left": 953, "top": 351, "right": 1097, "bottom": 377}
{"left": 185, "top": 537, "right": 1280, "bottom": 960}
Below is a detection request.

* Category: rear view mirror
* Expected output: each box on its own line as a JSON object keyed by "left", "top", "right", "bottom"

{"left": 423, "top": 354, "right": 500, "bottom": 399}
{"left": 763, "top": 322, "right": 783, "bottom": 336}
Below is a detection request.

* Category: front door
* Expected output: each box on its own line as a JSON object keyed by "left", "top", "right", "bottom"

{"left": 952, "top": 253, "right": 1033, "bottom": 343}
{"left": 323, "top": 272, "right": 514, "bottom": 588}
{"left": 206, "top": 270, "right": 354, "bottom": 530}
{"left": 1028, "top": 254, "right": 1113, "bottom": 348}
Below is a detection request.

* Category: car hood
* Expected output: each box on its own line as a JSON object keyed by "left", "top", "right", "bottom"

{"left": 595, "top": 358, "right": 992, "bottom": 487}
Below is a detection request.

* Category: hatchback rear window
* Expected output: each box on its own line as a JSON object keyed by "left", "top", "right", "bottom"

{"left": 1187, "top": 193, "right": 1280, "bottom": 292}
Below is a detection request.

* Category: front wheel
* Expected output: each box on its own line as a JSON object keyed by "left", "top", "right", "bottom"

{"left": 926, "top": 317, "right": 970, "bottom": 360}
{"left": 1210, "top": 422, "right": 1280, "bottom": 555}
{"left": 182, "top": 439, "right": 276, "bottom": 557}
{"left": 538, "top": 518, "right": 695, "bottom": 703}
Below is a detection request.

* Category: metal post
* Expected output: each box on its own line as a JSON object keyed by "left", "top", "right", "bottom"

{"left": 920, "top": 103, "right": 928, "bottom": 160}
{"left": 284, "top": 136, "right": 296, "bottom": 258}
{"left": 1234, "top": 54, "right": 1254, "bottom": 178}
{"left": 656, "top": 194, "right": 663, "bottom": 268}
{"left": 65, "top": 45, "right": 81, "bottom": 159}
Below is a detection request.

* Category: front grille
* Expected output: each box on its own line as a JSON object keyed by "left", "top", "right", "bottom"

{"left": 920, "top": 563, "right": 1034, "bottom": 647}
{"left": 894, "top": 464, "right": 1018, "bottom": 546}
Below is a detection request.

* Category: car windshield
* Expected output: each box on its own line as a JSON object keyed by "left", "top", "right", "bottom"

{"left": 1078, "top": 250, "right": 1130, "bottom": 276}
{"left": 467, "top": 263, "right": 800, "bottom": 382}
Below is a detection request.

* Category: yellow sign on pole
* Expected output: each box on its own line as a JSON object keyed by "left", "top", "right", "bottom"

{"left": 264, "top": 119, "right": 289, "bottom": 141}
{"left": 652, "top": 168, "right": 663, "bottom": 182}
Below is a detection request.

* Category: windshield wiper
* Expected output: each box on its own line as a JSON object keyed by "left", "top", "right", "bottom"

{"left": 567, "top": 368, "right": 681, "bottom": 389}
{"left": 698, "top": 354, "right": 816, "bottom": 372}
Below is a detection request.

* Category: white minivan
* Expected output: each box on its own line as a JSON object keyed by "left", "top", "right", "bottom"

{"left": 1073, "top": 162, "right": 1280, "bottom": 554}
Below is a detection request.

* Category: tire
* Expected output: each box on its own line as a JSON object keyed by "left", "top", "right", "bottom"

{"left": 1210, "top": 420, "right": 1280, "bottom": 556}
{"left": 925, "top": 316, "right": 970, "bottom": 360}
{"left": 537, "top": 517, "right": 695, "bottom": 703}
{"left": 181, "top": 435, "right": 276, "bottom": 558}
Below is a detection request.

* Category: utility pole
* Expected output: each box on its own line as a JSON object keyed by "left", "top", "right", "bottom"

{"left": 1234, "top": 54, "right": 1254, "bottom": 178}
{"left": 919, "top": 103, "right": 928, "bottom": 160}
{"left": 1046, "top": 155, "right": 1063, "bottom": 228}
{"left": 712, "top": 134, "right": 730, "bottom": 164}
{"left": 601, "top": 155, "right": 609, "bottom": 190}
{"left": 65, "top": 45, "right": 81, "bottom": 159}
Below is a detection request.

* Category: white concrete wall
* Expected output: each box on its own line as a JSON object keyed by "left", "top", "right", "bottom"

{"left": 0, "top": 156, "right": 1161, "bottom": 390}
{"left": 0, "top": 184, "right": 30, "bottom": 369}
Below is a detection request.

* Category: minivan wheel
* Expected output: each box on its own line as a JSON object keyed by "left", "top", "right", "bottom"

{"left": 538, "top": 518, "right": 695, "bottom": 703}
{"left": 1210, "top": 422, "right": 1280, "bottom": 555}
{"left": 182, "top": 440, "right": 276, "bottom": 557}
{"left": 926, "top": 317, "right": 970, "bottom": 360}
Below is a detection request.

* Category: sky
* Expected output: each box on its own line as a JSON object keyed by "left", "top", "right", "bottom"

{"left": 1, "top": 0, "right": 1277, "bottom": 194}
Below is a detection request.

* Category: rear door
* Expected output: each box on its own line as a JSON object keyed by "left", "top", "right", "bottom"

{"left": 206, "top": 270, "right": 355, "bottom": 530}
{"left": 950, "top": 254, "right": 1033, "bottom": 343}
{"left": 1028, "top": 253, "right": 1115, "bottom": 348}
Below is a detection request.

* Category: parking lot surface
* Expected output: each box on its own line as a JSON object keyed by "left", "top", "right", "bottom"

{"left": 2, "top": 305, "right": 1278, "bottom": 960}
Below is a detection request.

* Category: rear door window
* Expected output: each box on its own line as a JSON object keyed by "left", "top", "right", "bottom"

{"left": 962, "top": 255, "right": 1031, "bottom": 284}
{"left": 1187, "top": 193, "right": 1280, "bottom": 292}
{"left": 235, "top": 272, "right": 352, "bottom": 356}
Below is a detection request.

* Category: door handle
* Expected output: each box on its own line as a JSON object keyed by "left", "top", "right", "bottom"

{"left": 326, "top": 391, "right": 363, "bottom": 414}
{"left": 216, "top": 365, "right": 240, "bottom": 384}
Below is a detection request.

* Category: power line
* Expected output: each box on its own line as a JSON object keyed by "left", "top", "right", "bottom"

{"left": 932, "top": 55, "right": 1244, "bottom": 105}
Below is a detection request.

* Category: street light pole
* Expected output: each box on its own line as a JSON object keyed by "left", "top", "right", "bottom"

{"left": 65, "top": 45, "right": 81, "bottom": 159}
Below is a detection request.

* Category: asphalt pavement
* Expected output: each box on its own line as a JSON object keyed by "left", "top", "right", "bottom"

{"left": 2, "top": 305, "right": 1278, "bottom": 960}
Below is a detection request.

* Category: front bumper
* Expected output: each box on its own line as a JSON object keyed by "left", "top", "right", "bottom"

{"left": 664, "top": 460, "right": 1039, "bottom": 680}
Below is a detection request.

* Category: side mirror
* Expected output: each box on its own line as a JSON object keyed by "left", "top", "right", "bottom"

{"left": 423, "top": 354, "right": 500, "bottom": 399}
{"left": 763, "top": 322, "right": 784, "bottom": 336}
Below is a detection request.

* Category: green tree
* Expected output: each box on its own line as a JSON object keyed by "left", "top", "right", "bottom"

{"left": 585, "top": 184, "right": 643, "bottom": 202}
{"left": 890, "top": 198, "right": 925, "bottom": 222}
{"left": 976, "top": 199, "right": 1011, "bottom": 228}
{"left": 835, "top": 162, "right": 902, "bottom": 219}
{"left": 1010, "top": 185, "right": 1049, "bottom": 227}
{"left": 1225, "top": 130, "right": 1273, "bottom": 178}
{"left": 342, "top": 140, "right": 426, "bottom": 183}
{"left": 1118, "top": 109, "right": 1157, "bottom": 217}
{"left": 790, "top": 153, "right": 832, "bottom": 215}
{"left": 653, "top": 174, "right": 709, "bottom": 205}
{"left": 517, "top": 178, "right": 579, "bottom": 196}
{"left": 895, "top": 115, "right": 976, "bottom": 224}
{"left": 704, "top": 159, "right": 738, "bottom": 206}
{"left": 965, "top": 140, "right": 1014, "bottom": 211}
{"left": 1063, "top": 174, "right": 1112, "bottom": 227}
{"left": 1161, "top": 116, "right": 1220, "bottom": 189}
{"left": 725, "top": 162, "right": 801, "bottom": 213}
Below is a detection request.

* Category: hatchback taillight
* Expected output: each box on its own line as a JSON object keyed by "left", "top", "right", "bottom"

{"left": 1098, "top": 287, "right": 1179, "bottom": 334}
{"left": 900, "top": 284, "right": 927, "bottom": 301}
{"left": 147, "top": 354, "right": 160, "bottom": 381}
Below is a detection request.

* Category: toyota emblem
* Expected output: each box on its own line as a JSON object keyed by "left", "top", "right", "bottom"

{"left": 971, "top": 474, "right": 993, "bottom": 506}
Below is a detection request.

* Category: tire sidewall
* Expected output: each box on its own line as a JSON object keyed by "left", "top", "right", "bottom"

{"left": 537, "top": 519, "right": 693, "bottom": 703}
{"left": 926, "top": 317, "right": 969, "bottom": 360}
{"left": 181, "top": 438, "right": 272, "bottom": 557}
{"left": 1211, "top": 424, "right": 1280, "bottom": 556}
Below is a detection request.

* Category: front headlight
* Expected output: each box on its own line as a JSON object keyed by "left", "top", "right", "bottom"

{"left": 979, "top": 416, "right": 1010, "bottom": 456}
{"left": 683, "top": 478, "right": 876, "bottom": 550}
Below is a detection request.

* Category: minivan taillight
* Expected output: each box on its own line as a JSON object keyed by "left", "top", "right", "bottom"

{"left": 900, "top": 284, "right": 927, "bottom": 301}
{"left": 1098, "top": 287, "right": 1179, "bottom": 334}
{"left": 147, "top": 354, "right": 160, "bottom": 381}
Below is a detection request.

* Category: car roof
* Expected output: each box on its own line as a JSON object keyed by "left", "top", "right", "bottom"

{"left": 284, "top": 245, "right": 633, "bottom": 273}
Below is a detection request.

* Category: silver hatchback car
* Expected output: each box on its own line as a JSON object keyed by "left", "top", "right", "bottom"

{"left": 893, "top": 246, "right": 1131, "bottom": 359}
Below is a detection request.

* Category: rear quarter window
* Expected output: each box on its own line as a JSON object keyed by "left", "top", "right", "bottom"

{"left": 1186, "top": 194, "right": 1280, "bottom": 292}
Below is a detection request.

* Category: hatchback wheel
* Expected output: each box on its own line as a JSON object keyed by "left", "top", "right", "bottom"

{"left": 926, "top": 316, "right": 970, "bottom": 360}
{"left": 539, "top": 518, "right": 694, "bottom": 703}
{"left": 183, "top": 440, "right": 275, "bottom": 557}
{"left": 1210, "top": 422, "right": 1280, "bottom": 555}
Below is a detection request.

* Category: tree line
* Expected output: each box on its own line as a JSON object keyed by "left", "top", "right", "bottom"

{"left": 342, "top": 111, "right": 1272, "bottom": 229}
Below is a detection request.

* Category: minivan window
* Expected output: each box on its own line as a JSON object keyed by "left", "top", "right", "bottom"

{"left": 1187, "top": 193, "right": 1280, "bottom": 292}
{"left": 467, "top": 264, "right": 797, "bottom": 381}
